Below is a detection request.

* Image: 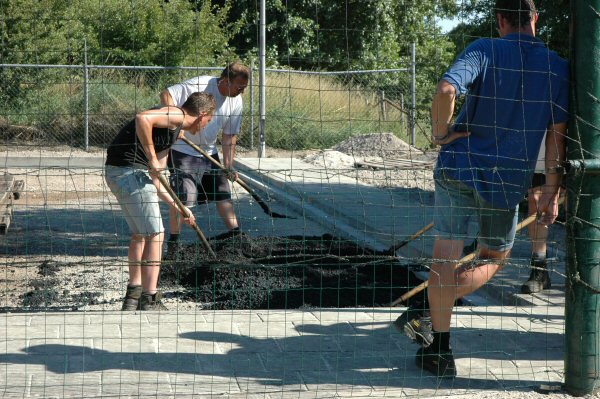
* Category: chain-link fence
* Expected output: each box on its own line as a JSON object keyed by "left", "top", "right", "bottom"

{"left": 261, "top": 68, "right": 415, "bottom": 151}
{"left": 0, "top": 63, "right": 416, "bottom": 151}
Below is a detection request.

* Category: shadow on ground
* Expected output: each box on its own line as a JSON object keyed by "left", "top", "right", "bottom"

{"left": 0, "top": 320, "right": 563, "bottom": 392}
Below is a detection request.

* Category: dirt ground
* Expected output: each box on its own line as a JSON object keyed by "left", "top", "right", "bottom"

{"left": 0, "top": 134, "right": 434, "bottom": 312}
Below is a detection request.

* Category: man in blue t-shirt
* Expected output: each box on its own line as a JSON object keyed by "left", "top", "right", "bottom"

{"left": 395, "top": 0, "right": 568, "bottom": 378}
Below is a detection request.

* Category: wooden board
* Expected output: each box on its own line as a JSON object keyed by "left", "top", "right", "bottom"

{"left": 0, "top": 173, "right": 15, "bottom": 204}
{"left": 355, "top": 158, "right": 435, "bottom": 170}
{"left": 0, "top": 173, "right": 24, "bottom": 233}
{"left": 0, "top": 202, "right": 12, "bottom": 235}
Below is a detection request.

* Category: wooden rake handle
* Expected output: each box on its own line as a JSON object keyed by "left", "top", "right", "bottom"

{"left": 386, "top": 222, "right": 434, "bottom": 255}
{"left": 390, "top": 197, "right": 564, "bottom": 307}
{"left": 155, "top": 173, "right": 216, "bottom": 258}
{"left": 180, "top": 136, "right": 294, "bottom": 219}
{"left": 390, "top": 250, "right": 478, "bottom": 307}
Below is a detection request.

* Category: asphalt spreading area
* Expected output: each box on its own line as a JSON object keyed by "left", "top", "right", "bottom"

{"left": 161, "top": 232, "right": 425, "bottom": 310}
{"left": 16, "top": 233, "right": 425, "bottom": 311}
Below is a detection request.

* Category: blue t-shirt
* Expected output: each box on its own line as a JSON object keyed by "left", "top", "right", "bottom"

{"left": 437, "top": 33, "right": 569, "bottom": 208}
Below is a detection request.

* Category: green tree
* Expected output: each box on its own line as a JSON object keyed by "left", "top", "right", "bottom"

{"left": 0, "top": 0, "right": 240, "bottom": 66}
{"left": 79, "top": 0, "right": 241, "bottom": 66}
{"left": 214, "top": 0, "right": 459, "bottom": 71}
{"left": 211, "top": 0, "right": 460, "bottom": 131}
{"left": 0, "top": 0, "right": 88, "bottom": 64}
{"left": 447, "top": 0, "right": 569, "bottom": 58}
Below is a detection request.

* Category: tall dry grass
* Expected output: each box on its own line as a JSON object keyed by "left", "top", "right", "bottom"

{"left": 2, "top": 68, "right": 425, "bottom": 149}
{"left": 244, "top": 71, "right": 412, "bottom": 150}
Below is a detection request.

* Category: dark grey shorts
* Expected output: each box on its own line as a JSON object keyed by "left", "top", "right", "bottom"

{"left": 432, "top": 172, "right": 518, "bottom": 252}
{"left": 168, "top": 150, "right": 232, "bottom": 207}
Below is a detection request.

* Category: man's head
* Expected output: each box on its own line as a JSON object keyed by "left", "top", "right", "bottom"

{"left": 181, "top": 92, "right": 216, "bottom": 133}
{"left": 218, "top": 61, "right": 250, "bottom": 97}
{"left": 495, "top": 0, "right": 537, "bottom": 29}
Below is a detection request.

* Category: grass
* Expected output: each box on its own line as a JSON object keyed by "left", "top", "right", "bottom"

{"left": 0, "top": 68, "right": 430, "bottom": 150}
{"left": 243, "top": 71, "right": 418, "bottom": 150}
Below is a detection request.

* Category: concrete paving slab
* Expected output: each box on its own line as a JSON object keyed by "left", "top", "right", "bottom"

{"left": 309, "top": 310, "right": 374, "bottom": 323}
{"left": 0, "top": 306, "right": 571, "bottom": 397}
{"left": 256, "top": 310, "right": 320, "bottom": 323}
{"left": 236, "top": 158, "right": 434, "bottom": 256}
{"left": 62, "top": 323, "right": 122, "bottom": 339}
{"left": 237, "top": 321, "right": 302, "bottom": 337}
{"left": 260, "top": 352, "right": 329, "bottom": 373}
{"left": 154, "top": 338, "right": 222, "bottom": 354}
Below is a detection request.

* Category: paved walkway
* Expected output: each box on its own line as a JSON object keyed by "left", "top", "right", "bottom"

{"left": 0, "top": 156, "right": 570, "bottom": 397}
{"left": 0, "top": 306, "right": 564, "bottom": 398}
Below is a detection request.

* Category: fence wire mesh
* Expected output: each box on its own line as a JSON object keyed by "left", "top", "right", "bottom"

{"left": 0, "top": 0, "right": 595, "bottom": 398}
{"left": 0, "top": 65, "right": 415, "bottom": 152}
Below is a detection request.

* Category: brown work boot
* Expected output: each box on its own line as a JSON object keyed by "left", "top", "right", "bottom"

{"left": 121, "top": 285, "right": 142, "bottom": 311}
{"left": 139, "top": 291, "right": 168, "bottom": 311}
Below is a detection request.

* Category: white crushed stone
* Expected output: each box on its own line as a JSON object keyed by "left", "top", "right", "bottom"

{"left": 304, "top": 150, "right": 358, "bottom": 169}
{"left": 333, "top": 132, "right": 424, "bottom": 157}
{"left": 303, "top": 133, "right": 437, "bottom": 191}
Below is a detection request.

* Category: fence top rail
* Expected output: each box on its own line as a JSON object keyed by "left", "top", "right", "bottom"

{"left": 0, "top": 64, "right": 222, "bottom": 71}
{"left": 265, "top": 68, "right": 409, "bottom": 75}
{"left": 0, "top": 64, "right": 408, "bottom": 74}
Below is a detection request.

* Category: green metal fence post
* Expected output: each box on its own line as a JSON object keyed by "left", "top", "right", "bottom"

{"left": 565, "top": 0, "right": 600, "bottom": 395}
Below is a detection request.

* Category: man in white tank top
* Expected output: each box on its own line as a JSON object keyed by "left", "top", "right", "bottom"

{"left": 160, "top": 62, "right": 249, "bottom": 256}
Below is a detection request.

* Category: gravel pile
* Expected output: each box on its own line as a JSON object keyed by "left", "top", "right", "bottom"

{"left": 304, "top": 150, "right": 357, "bottom": 169}
{"left": 303, "top": 133, "right": 437, "bottom": 190}
{"left": 333, "top": 133, "right": 423, "bottom": 157}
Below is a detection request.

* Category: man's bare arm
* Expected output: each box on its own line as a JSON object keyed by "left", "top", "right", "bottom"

{"left": 431, "top": 80, "right": 470, "bottom": 145}
{"left": 160, "top": 89, "right": 175, "bottom": 106}
{"left": 221, "top": 134, "right": 238, "bottom": 181}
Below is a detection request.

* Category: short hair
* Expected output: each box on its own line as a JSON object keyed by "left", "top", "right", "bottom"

{"left": 220, "top": 61, "right": 250, "bottom": 81}
{"left": 495, "top": 0, "right": 537, "bottom": 28}
{"left": 181, "top": 92, "right": 216, "bottom": 117}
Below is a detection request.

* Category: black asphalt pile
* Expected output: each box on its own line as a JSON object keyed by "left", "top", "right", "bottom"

{"left": 162, "top": 233, "right": 425, "bottom": 310}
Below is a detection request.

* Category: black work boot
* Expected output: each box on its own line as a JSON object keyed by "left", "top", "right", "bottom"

{"left": 164, "top": 240, "right": 180, "bottom": 261}
{"left": 393, "top": 299, "right": 434, "bottom": 347}
{"left": 122, "top": 285, "right": 143, "bottom": 311}
{"left": 416, "top": 345, "right": 457, "bottom": 378}
{"left": 140, "top": 291, "right": 168, "bottom": 311}
{"left": 521, "top": 260, "right": 551, "bottom": 294}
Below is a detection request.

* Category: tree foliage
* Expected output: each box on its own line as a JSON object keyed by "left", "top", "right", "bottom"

{"left": 0, "top": 0, "right": 241, "bottom": 66}
{"left": 0, "top": 0, "right": 464, "bottom": 82}
{"left": 213, "top": 0, "right": 458, "bottom": 71}
{"left": 447, "top": 0, "right": 569, "bottom": 58}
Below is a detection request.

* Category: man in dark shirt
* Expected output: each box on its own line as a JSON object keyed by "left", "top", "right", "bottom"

{"left": 105, "top": 92, "right": 215, "bottom": 311}
{"left": 394, "top": 0, "right": 568, "bottom": 378}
